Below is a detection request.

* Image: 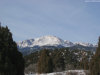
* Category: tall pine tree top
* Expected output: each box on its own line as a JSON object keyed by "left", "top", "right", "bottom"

{"left": 89, "top": 37, "right": 100, "bottom": 75}
{"left": 95, "top": 37, "right": 100, "bottom": 56}
{"left": 37, "top": 49, "right": 53, "bottom": 74}
{"left": 0, "top": 25, "right": 25, "bottom": 75}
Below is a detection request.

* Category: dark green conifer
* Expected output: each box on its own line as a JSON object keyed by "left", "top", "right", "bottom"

{"left": 37, "top": 49, "right": 53, "bottom": 74}
{"left": 80, "top": 56, "right": 89, "bottom": 70}
{"left": 0, "top": 25, "right": 25, "bottom": 75}
{"left": 53, "top": 50, "right": 65, "bottom": 71}
{"left": 90, "top": 37, "right": 100, "bottom": 75}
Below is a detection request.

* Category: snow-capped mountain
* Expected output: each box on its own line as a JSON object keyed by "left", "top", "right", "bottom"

{"left": 18, "top": 39, "right": 34, "bottom": 48}
{"left": 75, "top": 42, "right": 94, "bottom": 47}
{"left": 18, "top": 35, "right": 63, "bottom": 48}
{"left": 17, "top": 35, "right": 95, "bottom": 48}
{"left": 17, "top": 35, "right": 97, "bottom": 55}
{"left": 64, "top": 40, "right": 74, "bottom": 47}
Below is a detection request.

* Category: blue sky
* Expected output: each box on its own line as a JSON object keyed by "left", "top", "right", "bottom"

{"left": 0, "top": 0, "right": 100, "bottom": 44}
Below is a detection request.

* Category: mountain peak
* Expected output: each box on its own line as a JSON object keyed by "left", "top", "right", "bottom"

{"left": 17, "top": 35, "right": 96, "bottom": 48}
{"left": 17, "top": 35, "right": 65, "bottom": 48}
{"left": 33, "top": 35, "right": 64, "bottom": 46}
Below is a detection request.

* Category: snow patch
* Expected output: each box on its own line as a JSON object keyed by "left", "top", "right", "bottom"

{"left": 25, "top": 70, "right": 89, "bottom": 75}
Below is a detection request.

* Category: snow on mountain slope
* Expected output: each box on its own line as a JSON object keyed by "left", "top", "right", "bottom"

{"left": 32, "top": 35, "right": 64, "bottom": 47}
{"left": 17, "top": 35, "right": 67, "bottom": 48}
{"left": 18, "top": 39, "right": 34, "bottom": 48}
{"left": 17, "top": 35, "right": 95, "bottom": 48}
{"left": 64, "top": 40, "right": 74, "bottom": 47}
{"left": 75, "top": 42, "right": 94, "bottom": 47}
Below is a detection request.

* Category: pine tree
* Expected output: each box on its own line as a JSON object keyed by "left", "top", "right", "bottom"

{"left": 0, "top": 25, "right": 25, "bottom": 75}
{"left": 53, "top": 50, "right": 65, "bottom": 72}
{"left": 90, "top": 37, "right": 100, "bottom": 75}
{"left": 80, "top": 56, "right": 89, "bottom": 70}
{"left": 37, "top": 49, "right": 53, "bottom": 74}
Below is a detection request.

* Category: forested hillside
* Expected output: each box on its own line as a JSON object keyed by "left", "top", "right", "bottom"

{"left": 24, "top": 48, "right": 93, "bottom": 74}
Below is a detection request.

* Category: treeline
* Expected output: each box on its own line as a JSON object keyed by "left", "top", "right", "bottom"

{"left": 24, "top": 48, "right": 93, "bottom": 74}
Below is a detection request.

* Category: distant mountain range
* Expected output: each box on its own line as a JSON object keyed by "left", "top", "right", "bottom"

{"left": 17, "top": 35, "right": 97, "bottom": 55}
